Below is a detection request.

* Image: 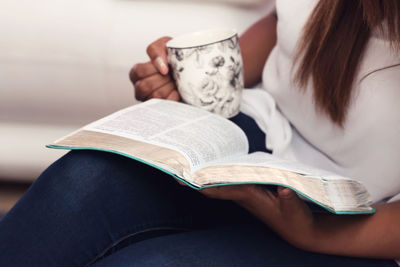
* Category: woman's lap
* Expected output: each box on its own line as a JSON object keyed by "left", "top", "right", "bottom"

{"left": 93, "top": 223, "right": 396, "bottom": 267}
{"left": 0, "top": 113, "right": 396, "bottom": 266}
{"left": 0, "top": 149, "right": 254, "bottom": 266}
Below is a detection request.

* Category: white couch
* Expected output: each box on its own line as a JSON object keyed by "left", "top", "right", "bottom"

{"left": 0, "top": 0, "right": 272, "bottom": 182}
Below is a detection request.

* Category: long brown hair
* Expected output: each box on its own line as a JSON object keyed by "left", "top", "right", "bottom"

{"left": 295, "top": 0, "right": 400, "bottom": 126}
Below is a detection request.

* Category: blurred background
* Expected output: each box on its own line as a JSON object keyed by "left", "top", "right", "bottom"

{"left": 0, "top": 0, "right": 273, "bottom": 215}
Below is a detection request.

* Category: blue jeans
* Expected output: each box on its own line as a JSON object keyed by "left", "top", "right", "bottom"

{"left": 0, "top": 113, "right": 396, "bottom": 266}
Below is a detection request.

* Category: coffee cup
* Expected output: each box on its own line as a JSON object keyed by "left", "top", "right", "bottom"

{"left": 167, "top": 29, "right": 244, "bottom": 118}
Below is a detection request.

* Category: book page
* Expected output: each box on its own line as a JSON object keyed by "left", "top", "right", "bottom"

{"left": 84, "top": 99, "right": 249, "bottom": 172}
{"left": 193, "top": 164, "right": 331, "bottom": 207}
{"left": 208, "top": 152, "right": 348, "bottom": 179}
{"left": 51, "top": 130, "right": 191, "bottom": 180}
{"left": 193, "top": 152, "right": 372, "bottom": 212}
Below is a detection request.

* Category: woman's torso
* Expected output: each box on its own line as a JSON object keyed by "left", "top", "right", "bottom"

{"left": 241, "top": 0, "right": 400, "bottom": 203}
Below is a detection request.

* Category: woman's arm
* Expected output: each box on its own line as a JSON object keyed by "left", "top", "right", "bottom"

{"left": 199, "top": 185, "right": 400, "bottom": 260}
{"left": 309, "top": 201, "right": 400, "bottom": 259}
{"left": 240, "top": 11, "right": 277, "bottom": 88}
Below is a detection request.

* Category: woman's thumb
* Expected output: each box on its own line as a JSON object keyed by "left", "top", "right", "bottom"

{"left": 277, "top": 187, "right": 304, "bottom": 213}
{"left": 147, "top": 36, "right": 172, "bottom": 75}
{"left": 154, "top": 56, "right": 168, "bottom": 75}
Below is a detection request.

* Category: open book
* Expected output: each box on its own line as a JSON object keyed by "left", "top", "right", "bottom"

{"left": 48, "top": 99, "right": 374, "bottom": 214}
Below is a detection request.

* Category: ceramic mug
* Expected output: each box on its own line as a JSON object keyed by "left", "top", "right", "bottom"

{"left": 167, "top": 29, "right": 244, "bottom": 118}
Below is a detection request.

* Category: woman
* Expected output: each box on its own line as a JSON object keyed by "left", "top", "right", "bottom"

{"left": 0, "top": 0, "right": 399, "bottom": 266}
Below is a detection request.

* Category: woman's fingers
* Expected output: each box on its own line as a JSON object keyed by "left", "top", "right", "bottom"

{"left": 129, "top": 62, "right": 158, "bottom": 84}
{"left": 175, "top": 179, "right": 187, "bottom": 186}
{"left": 146, "top": 36, "right": 172, "bottom": 75}
{"left": 166, "top": 90, "right": 181, "bottom": 101}
{"left": 148, "top": 81, "right": 176, "bottom": 100}
{"left": 276, "top": 186, "right": 314, "bottom": 231}
{"left": 200, "top": 185, "right": 256, "bottom": 202}
{"left": 277, "top": 187, "right": 307, "bottom": 214}
{"left": 129, "top": 36, "right": 181, "bottom": 102}
{"left": 134, "top": 73, "right": 172, "bottom": 101}
{"left": 131, "top": 61, "right": 181, "bottom": 102}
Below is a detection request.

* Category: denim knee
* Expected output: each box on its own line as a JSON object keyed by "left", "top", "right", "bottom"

{"left": 32, "top": 150, "right": 132, "bottom": 210}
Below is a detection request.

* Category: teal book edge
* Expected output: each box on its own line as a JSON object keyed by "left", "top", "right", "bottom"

{"left": 47, "top": 144, "right": 376, "bottom": 215}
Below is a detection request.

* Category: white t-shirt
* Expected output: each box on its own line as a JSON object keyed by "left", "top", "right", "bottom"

{"left": 241, "top": 0, "right": 400, "bottom": 205}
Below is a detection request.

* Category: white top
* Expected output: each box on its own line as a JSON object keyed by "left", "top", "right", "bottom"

{"left": 240, "top": 0, "right": 400, "bottom": 204}
{"left": 241, "top": 1, "right": 400, "bottom": 262}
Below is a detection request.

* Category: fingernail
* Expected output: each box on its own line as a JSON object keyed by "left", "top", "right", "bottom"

{"left": 134, "top": 80, "right": 140, "bottom": 88}
{"left": 155, "top": 56, "right": 168, "bottom": 74}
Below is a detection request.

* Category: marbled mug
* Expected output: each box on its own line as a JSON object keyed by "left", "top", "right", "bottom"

{"left": 167, "top": 29, "right": 244, "bottom": 118}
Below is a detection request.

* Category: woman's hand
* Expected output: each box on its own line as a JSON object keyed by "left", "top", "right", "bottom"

{"left": 200, "top": 184, "right": 400, "bottom": 259}
{"left": 129, "top": 37, "right": 181, "bottom": 101}
{"left": 199, "top": 184, "right": 257, "bottom": 202}
{"left": 200, "top": 185, "right": 315, "bottom": 248}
